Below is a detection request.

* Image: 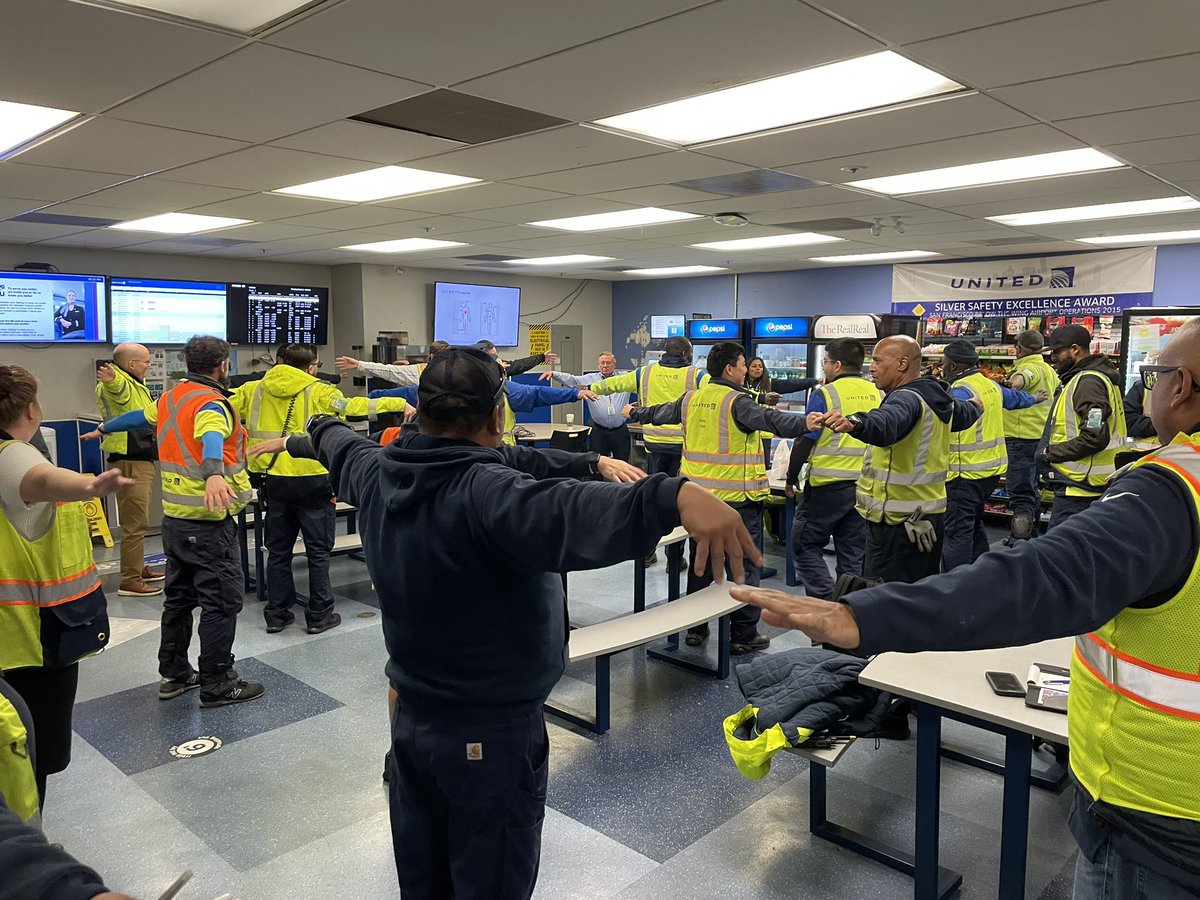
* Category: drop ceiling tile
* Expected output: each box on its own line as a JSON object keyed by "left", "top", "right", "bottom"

{"left": 906, "top": 0, "right": 1200, "bottom": 88}
{"left": 0, "top": 0, "right": 240, "bottom": 112}
{"left": 513, "top": 152, "right": 750, "bottom": 195}
{"left": 386, "top": 184, "right": 571, "bottom": 216}
{"left": 455, "top": 196, "right": 640, "bottom": 225}
{"left": 266, "top": 0, "right": 709, "bottom": 85}
{"left": 1054, "top": 101, "right": 1200, "bottom": 146}
{"left": 592, "top": 185, "right": 724, "bottom": 206}
{"left": 1032, "top": 210, "right": 1200, "bottom": 239}
{"left": 495, "top": 234, "right": 638, "bottom": 251}
{"left": 108, "top": 45, "right": 428, "bottom": 143}
{"left": 33, "top": 230, "right": 165, "bottom": 249}
{"left": 810, "top": 0, "right": 1096, "bottom": 45}
{"left": 259, "top": 229, "right": 403, "bottom": 251}
{"left": 79, "top": 179, "right": 251, "bottom": 212}
{"left": 457, "top": 0, "right": 883, "bottom": 121}
{"left": 181, "top": 194, "right": 350, "bottom": 221}
{"left": 269, "top": 120, "right": 464, "bottom": 164}
{"left": 1150, "top": 160, "right": 1200, "bottom": 184}
{"left": 671, "top": 184, "right": 863, "bottom": 215}
{"left": 946, "top": 184, "right": 1187, "bottom": 219}
{"left": 428, "top": 225, "right": 545, "bottom": 245}
{"left": 696, "top": 94, "right": 1034, "bottom": 170}
{"left": 14, "top": 118, "right": 250, "bottom": 178}
{"left": 0, "top": 221, "right": 89, "bottom": 242}
{"left": 0, "top": 163, "right": 128, "bottom": 202}
{"left": 0, "top": 199, "right": 46, "bottom": 219}
{"left": 396, "top": 215, "right": 512, "bottom": 236}
{"left": 1109, "top": 134, "right": 1200, "bottom": 166}
{"left": 278, "top": 206, "right": 431, "bottom": 231}
{"left": 164, "top": 146, "right": 374, "bottom": 191}
{"left": 207, "top": 223, "right": 333, "bottom": 242}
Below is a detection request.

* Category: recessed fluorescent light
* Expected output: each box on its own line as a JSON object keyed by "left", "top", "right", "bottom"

{"left": 90, "top": 0, "right": 319, "bottom": 34}
{"left": 988, "top": 196, "right": 1200, "bottom": 227}
{"left": 109, "top": 213, "right": 250, "bottom": 234}
{"left": 502, "top": 255, "right": 616, "bottom": 266}
{"left": 593, "top": 51, "right": 962, "bottom": 145}
{"left": 810, "top": 251, "right": 940, "bottom": 263}
{"left": 625, "top": 266, "right": 728, "bottom": 276}
{"left": 0, "top": 99, "right": 78, "bottom": 156}
{"left": 340, "top": 238, "right": 468, "bottom": 253}
{"left": 692, "top": 233, "right": 843, "bottom": 251}
{"left": 1077, "top": 229, "right": 1200, "bottom": 245}
{"left": 529, "top": 208, "right": 701, "bottom": 232}
{"left": 847, "top": 149, "right": 1122, "bottom": 195}
{"left": 274, "top": 165, "right": 480, "bottom": 202}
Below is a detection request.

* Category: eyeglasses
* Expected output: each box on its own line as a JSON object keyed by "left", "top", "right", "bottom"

{"left": 1141, "top": 364, "right": 1200, "bottom": 393}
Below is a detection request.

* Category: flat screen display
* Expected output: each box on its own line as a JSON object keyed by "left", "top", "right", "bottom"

{"left": 110, "top": 277, "right": 227, "bottom": 344}
{"left": 752, "top": 317, "right": 810, "bottom": 339}
{"left": 650, "top": 315, "right": 685, "bottom": 339}
{"left": 433, "top": 282, "right": 521, "bottom": 346}
{"left": 0, "top": 271, "right": 107, "bottom": 343}
{"left": 686, "top": 318, "right": 742, "bottom": 341}
{"left": 227, "top": 282, "right": 329, "bottom": 346}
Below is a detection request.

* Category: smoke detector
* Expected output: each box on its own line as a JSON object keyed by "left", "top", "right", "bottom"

{"left": 712, "top": 212, "right": 749, "bottom": 227}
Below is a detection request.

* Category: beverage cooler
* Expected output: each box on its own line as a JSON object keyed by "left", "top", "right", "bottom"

{"left": 811, "top": 313, "right": 923, "bottom": 378}
{"left": 749, "top": 316, "right": 813, "bottom": 408}
{"left": 685, "top": 318, "right": 748, "bottom": 373}
{"left": 1120, "top": 307, "right": 1200, "bottom": 395}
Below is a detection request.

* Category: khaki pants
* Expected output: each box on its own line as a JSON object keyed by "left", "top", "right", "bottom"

{"left": 114, "top": 459, "right": 156, "bottom": 582}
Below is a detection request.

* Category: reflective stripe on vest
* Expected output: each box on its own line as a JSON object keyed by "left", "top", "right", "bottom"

{"left": 1074, "top": 633, "right": 1200, "bottom": 719}
{"left": 856, "top": 388, "right": 950, "bottom": 524}
{"left": 1046, "top": 370, "right": 1127, "bottom": 493}
{"left": 680, "top": 383, "right": 768, "bottom": 501}
{"left": 157, "top": 382, "right": 252, "bottom": 515}
{"left": 808, "top": 378, "right": 880, "bottom": 486}
{"left": 949, "top": 372, "right": 1007, "bottom": 480}
{"left": 639, "top": 364, "right": 704, "bottom": 446}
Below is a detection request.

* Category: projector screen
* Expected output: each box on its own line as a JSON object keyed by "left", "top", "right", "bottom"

{"left": 433, "top": 282, "right": 521, "bottom": 347}
{"left": 0, "top": 271, "right": 107, "bottom": 343}
{"left": 110, "top": 277, "right": 227, "bottom": 344}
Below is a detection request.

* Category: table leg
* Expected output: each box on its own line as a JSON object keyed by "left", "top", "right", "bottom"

{"left": 915, "top": 703, "right": 943, "bottom": 900}
{"left": 633, "top": 557, "right": 645, "bottom": 613}
{"left": 254, "top": 501, "right": 266, "bottom": 604}
{"left": 784, "top": 493, "right": 798, "bottom": 587}
{"left": 667, "top": 544, "right": 680, "bottom": 603}
{"left": 999, "top": 730, "right": 1033, "bottom": 900}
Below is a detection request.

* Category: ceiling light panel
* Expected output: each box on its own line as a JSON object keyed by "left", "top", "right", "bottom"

{"left": 502, "top": 255, "right": 616, "bottom": 266}
{"left": 847, "top": 148, "right": 1122, "bottom": 195}
{"left": 274, "top": 165, "right": 481, "bottom": 202}
{"left": 625, "top": 266, "right": 728, "bottom": 276}
{"left": 988, "top": 196, "right": 1200, "bottom": 227}
{"left": 1077, "top": 229, "right": 1200, "bottom": 245}
{"left": 85, "top": 0, "right": 319, "bottom": 34}
{"left": 529, "top": 207, "right": 701, "bottom": 232}
{"left": 340, "top": 238, "right": 468, "bottom": 252}
{"left": 692, "top": 233, "right": 843, "bottom": 251}
{"left": 593, "top": 51, "right": 963, "bottom": 145}
{"left": 109, "top": 212, "right": 251, "bottom": 233}
{"left": 809, "top": 250, "right": 940, "bottom": 263}
{"left": 0, "top": 99, "right": 78, "bottom": 157}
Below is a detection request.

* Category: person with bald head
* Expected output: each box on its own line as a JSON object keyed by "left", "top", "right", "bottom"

{"left": 813, "top": 334, "right": 980, "bottom": 583}
{"left": 732, "top": 319, "right": 1200, "bottom": 899}
{"left": 96, "top": 343, "right": 162, "bottom": 596}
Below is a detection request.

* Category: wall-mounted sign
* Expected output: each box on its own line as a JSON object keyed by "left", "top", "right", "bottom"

{"left": 527, "top": 324, "right": 551, "bottom": 355}
{"left": 687, "top": 318, "right": 742, "bottom": 339}
{"left": 813, "top": 315, "right": 880, "bottom": 341}
{"left": 752, "top": 317, "right": 811, "bottom": 339}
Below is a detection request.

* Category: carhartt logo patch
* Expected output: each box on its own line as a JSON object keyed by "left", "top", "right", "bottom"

{"left": 466, "top": 742, "right": 483, "bottom": 761}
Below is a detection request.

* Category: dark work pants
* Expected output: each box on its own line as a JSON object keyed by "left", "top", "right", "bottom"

{"left": 864, "top": 516, "right": 945, "bottom": 584}
{"left": 158, "top": 516, "right": 244, "bottom": 684}
{"left": 791, "top": 481, "right": 866, "bottom": 599}
{"left": 1005, "top": 438, "right": 1041, "bottom": 523}
{"left": 3, "top": 664, "right": 78, "bottom": 806}
{"left": 646, "top": 448, "right": 685, "bottom": 569}
{"left": 588, "top": 423, "right": 631, "bottom": 461}
{"left": 264, "top": 496, "right": 336, "bottom": 626}
{"left": 687, "top": 501, "right": 763, "bottom": 642}
{"left": 389, "top": 701, "right": 548, "bottom": 900}
{"left": 942, "top": 475, "right": 1000, "bottom": 571}
{"left": 1049, "top": 491, "right": 1098, "bottom": 529}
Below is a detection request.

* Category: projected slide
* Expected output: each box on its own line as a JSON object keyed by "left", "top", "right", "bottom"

{"left": 433, "top": 282, "right": 521, "bottom": 346}
{"left": 0, "top": 272, "right": 107, "bottom": 343}
{"left": 110, "top": 278, "right": 227, "bottom": 344}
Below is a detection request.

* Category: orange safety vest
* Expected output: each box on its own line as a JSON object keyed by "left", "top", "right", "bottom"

{"left": 379, "top": 426, "right": 402, "bottom": 445}
{"left": 156, "top": 381, "right": 251, "bottom": 518}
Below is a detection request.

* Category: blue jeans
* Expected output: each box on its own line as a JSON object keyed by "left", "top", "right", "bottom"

{"left": 1073, "top": 834, "right": 1200, "bottom": 900}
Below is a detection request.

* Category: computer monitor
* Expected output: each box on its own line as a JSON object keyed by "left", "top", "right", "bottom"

{"left": 650, "top": 315, "right": 685, "bottom": 339}
{"left": 226, "top": 282, "right": 329, "bottom": 345}
{"left": 0, "top": 271, "right": 107, "bottom": 343}
{"left": 109, "top": 277, "right": 227, "bottom": 344}
{"left": 433, "top": 282, "right": 521, "bottom": 346}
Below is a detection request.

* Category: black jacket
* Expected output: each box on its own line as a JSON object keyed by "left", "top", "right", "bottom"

{"left": 1123, "top": 381, "right": 1157, "bottom": 440}
{"left": 850, "top": 375, "right": 980, "bottom": 447}
{"left": 630, "top": 377, "right": 814, "bottom": 439}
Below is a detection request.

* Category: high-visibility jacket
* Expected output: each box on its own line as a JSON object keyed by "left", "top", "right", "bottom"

{"left": 1045, "top": 370, "right": 1127, "bottom": 498}
{"left": 156, "top": 381, "right": 252, "bottom": 520}
{"left": 680, "top": 382, "right": 768, "bottom": 502}
{"left": 948, "top": 372, "right": 1007, "bottom": 481}
{"left": 502, "top": 396, "right": 517, "bottom": 446}
{"left": 1069, "top": 434, "right": 1200, "bottom": 822}
{"left": 0, "top": 441, "right": 107, "bottom": 671}
{"left": 1004, "top": 353, "right": 1058, "bottom": 440}
{"left": 808, "top": 377, "right": 881, "bottom": 487}
{"left": 855, "top": 389, "right": 951, "bottom": 524}
{"left": 232, "top": 364, "right": 406, "bottom": 476}
{"left": 379, "top": 426, "right": 402, "bottom": 445}
{"left": 0, "top": 683, "right": 38, "bottom": 824}
{"left": 95, "top": 364, "right": 156, "bottom": 458}
{"left": 593, "top": 364, "right": 707, "bottom": 448}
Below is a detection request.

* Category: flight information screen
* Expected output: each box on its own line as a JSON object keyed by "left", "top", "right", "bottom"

{"left": 227, "top": 282, "right": 329, "bottom": 346}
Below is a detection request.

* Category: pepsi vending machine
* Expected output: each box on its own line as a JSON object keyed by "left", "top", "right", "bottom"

{"left": 749, "top": 316, "right": 813, "bottom": 408}
{"left": 685, "top": 318, "right": 748, "bottom": 375}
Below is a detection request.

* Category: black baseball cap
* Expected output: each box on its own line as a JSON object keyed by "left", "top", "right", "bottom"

{"left": 418, "top": 347, "right": 505, "bottom": 417}
{"left": 1047, "top": 324, "right": 1092, "bottom": 352}
{"left": 1015, "top": 330, "right": 1045, "bottom": 351}
{"left": 942, "top": 338, "right": 978, "bottom": 364}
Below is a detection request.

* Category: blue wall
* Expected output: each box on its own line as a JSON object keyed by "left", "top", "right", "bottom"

{"left": 612, "top": 243, "right": 1200, "bottom": 355}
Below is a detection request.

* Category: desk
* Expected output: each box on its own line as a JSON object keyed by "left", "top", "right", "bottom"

{"left": 857, "top": 639, "right": 1072, "bottom": 900}
{"left": 513, "top": 423, "right": 589, "bottom": 443}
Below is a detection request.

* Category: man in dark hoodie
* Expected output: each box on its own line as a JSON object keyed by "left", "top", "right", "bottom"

{"left": 1041, "top": 324, "right": 1128, "bottom": 527}
{"left": 815, "top": 335, "right": 981, "bottom": 584}
{"left": 258, "top": 347, "right": 759, "bottom": 900}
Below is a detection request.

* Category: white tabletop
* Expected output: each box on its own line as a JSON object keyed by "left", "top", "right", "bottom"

{"left": 858, "top": 638, "right": 1072, "bottom": 743}
{"left": 513, "top": 423, "right": 590, "bottom": 442}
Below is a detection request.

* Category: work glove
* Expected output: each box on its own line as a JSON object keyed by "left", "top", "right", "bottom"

{"left": 903, "top": 506, "right": 937, "bottom": 553}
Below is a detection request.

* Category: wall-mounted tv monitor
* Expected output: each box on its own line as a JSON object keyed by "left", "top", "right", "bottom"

{"left": 110, "top": 277, "right": 227, "bottom": 344}
{"left": 0, "top": 271, "right": 107, "bottom": 343}
{"left": 650, "top": 315, "right": 685, "bottom": 339}
{"left": 227, "top": 282, "right": 329, "bottom": 346}
{"left": 433, "top": 281, "right": 521, "bottom": 346}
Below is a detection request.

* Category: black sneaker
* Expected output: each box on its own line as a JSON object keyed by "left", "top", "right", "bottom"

{"left": 685, "top": 626, "right": 709, "bottom": 647}
{"left": 159, "top": 672, "right": 200, "bottom": 700}
{"left": 761, "top": 566, "right": 779, "bottom": 579}
{"left": 200, "top": 678, "right": 265, "bottom": 708}
{"left": 306, "top": 612, "right": 342, "bottom": 635}
{"left": 265, "top": 614, "right": 294, "bottom": 634}
{"left": 731, "top": 634, "right": 771, "bottom": 655}
{"left": 382, "top": 749, "right": 391, "bottom": 783}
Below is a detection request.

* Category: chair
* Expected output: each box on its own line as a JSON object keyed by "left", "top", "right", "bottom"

{"left": 549, "top": 428, "right": 590, "bottom": 452}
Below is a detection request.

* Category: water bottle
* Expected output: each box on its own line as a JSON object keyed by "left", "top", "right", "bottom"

{"left": 1085, "top": 407, "right": 1103, "bottom": 430}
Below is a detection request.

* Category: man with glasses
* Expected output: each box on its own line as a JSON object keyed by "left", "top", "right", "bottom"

{"left": 733, "top": 319, "right": 1200, "bottom": 900}
{"left": 1041, "top": 324, "right": 1127, "bottom": 527}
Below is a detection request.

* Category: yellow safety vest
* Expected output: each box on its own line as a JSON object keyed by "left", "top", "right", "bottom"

{"left": 855, "top": 389, "right": 950, "bottom": 525}
{"left": 95, "top": 365, "right": 156, "bottom": 457}
{"left": 640, "top": 364, "right": 707, "bottom": 447}
{"left": 1045, "top": 370, "right": 1127, "bottom": 497}
{"left": 808, "top": 377, "right": 881, "bottom": 487}
{"left": 0, "top": 442, "right": 106, "bottom": 671}
{"left": 502, "top": 397, "right": 517, "bottom": 446}
{"left": 244, "top": 380, "right": 327, "bottom": 478}
{"left": 680, "top": 382, "right": 767, "bottom": 502}
{"left": 1069, "top": 434, "right": 1200, "bottom": 822}
{"left": 0, "top": 688, "right": 38, "bottom": 823}
{"left": 948, "top": 372, "right": 1007, "bottom": 481}
{"left": 1004, "top": 354, "right": 1058, "bottom": 440}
